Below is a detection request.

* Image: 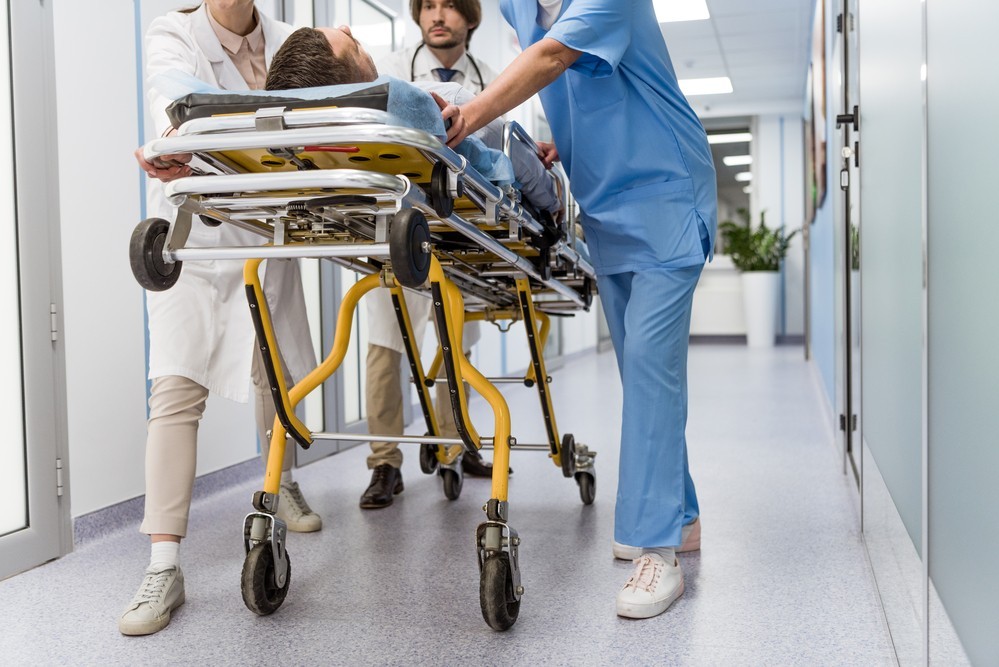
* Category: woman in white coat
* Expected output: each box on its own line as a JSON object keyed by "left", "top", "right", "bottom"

{"left": 121, "top": 0, "right": 319, "bottom": 636}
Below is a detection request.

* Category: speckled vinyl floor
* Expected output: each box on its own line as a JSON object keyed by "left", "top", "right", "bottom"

{"left": 0, "top": 345, "right": 894, "bottom": 665}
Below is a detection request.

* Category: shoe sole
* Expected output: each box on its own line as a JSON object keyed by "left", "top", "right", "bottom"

{"left": 613, "top": 520, "right": 701, "bottom": 560}
{"left": 119, "top": 591, "right": 186, "bottom": 636}
{"left": 616, "top": 579, "right": 684, "bottom": 619}
{"left": 284, "top": 517, "right": 323, "bottom": 533}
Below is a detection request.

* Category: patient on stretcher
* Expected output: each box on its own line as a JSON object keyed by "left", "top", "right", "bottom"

{"left": 263, "top": 26, "right": 563, "bottom": 221}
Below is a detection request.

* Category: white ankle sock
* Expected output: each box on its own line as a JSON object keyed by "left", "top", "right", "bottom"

{"left": 645, "top": 546, "right": 676, "bottom": 564}
{"left": 150, "top": 541, "right": 180, "bottom": 570}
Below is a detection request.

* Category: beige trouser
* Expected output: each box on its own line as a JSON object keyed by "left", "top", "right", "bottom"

{"left": 141, "top": 347, "right": 294, "bottom": 537}
{"left": 365, "top": 343, "right": 466, "bottom": 469}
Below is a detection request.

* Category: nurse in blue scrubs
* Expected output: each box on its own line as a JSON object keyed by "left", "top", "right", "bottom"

{"left": 444, "top": 0, "right": 717, "bottom": 619}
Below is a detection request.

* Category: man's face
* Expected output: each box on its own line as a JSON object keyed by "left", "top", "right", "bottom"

{"left": 418, "top": 1, "right": 473, "bottom": 51}
{"left": 319, "top": 26, "right": 378, "bottom": 82}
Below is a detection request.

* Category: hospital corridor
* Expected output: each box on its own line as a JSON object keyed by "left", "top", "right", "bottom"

{"left": 1, "top": 346, "right": 896, "bottom": 664}
{"left": 1, "top": 0, "right": 997, "bottom": 665}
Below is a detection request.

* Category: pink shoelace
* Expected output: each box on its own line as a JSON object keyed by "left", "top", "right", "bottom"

{"left": 623, "top": 554, "right": 664, "bottom": 593}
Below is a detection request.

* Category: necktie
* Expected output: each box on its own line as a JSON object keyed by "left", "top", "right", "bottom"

{"left": 433, "top": 68, "right": 459, "bottom": 83}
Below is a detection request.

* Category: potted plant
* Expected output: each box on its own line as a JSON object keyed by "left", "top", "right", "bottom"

{"left": 719, "top": 209, "right": 799, "bottom": 347}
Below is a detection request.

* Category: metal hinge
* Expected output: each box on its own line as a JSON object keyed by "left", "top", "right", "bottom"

{"left": 50, "top": 303, "right": 58, "bottom": 342}
{"left": 836, "top": 13, "right": 844, "bottom": 33}
{"left": 851, "top": 414, "right": 858, "bottom": 432}
{"left": 839, "top": 414, "right": 847, "bottom": 431}
{"left": 56, "top": 458, "right": 64, "bottom": 497}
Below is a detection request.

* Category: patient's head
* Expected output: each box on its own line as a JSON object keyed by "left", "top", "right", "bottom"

{"left": 265, "top": 26, "right": 378, "bottom": 91}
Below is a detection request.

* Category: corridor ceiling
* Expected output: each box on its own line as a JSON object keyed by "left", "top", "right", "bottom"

{"left": 664, "top": 0, "right": 816, "bottom": 118}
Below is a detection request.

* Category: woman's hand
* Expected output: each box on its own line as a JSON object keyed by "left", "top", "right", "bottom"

{"left": 431, "top": 91, "right": 469, "bottom": 148}
{"left": 134, "top": 128, "right": 192, "bottom": 182}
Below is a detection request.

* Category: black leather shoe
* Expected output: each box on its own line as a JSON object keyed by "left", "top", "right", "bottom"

{"left": 359, "top": 464, "right": 404, "bottom": 509}
{"left": 461, "top": 450, "right": 512, "bottom": 478}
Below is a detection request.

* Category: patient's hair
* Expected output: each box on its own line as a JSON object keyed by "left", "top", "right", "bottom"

{"left": 410, "top": 0, "right": 481, "bottom": 47}
{"left": 265, "top": 28, "right": 364, "bottom": 90}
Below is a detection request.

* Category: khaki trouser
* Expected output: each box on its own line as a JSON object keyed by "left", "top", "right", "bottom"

{"left": 140, "top": 347, "right": 293, "bottom": 537}
{"left": 365, "top": 343, "right": 465, "bottom": 469}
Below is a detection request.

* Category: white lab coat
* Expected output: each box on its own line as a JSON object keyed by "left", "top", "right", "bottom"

{"left": 143, "top": 5, "right": 316, "bottom": 402}
{"left": 378, "top": 43, "right": 498, "bottom": 95}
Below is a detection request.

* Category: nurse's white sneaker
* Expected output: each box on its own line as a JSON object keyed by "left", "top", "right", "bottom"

{"left": 276, "top": 481, "right": 322, "bottom": 533}
{"left": 613, "top": 517, "right": 701, "bottom": 560}
{"left": 119, "top": 565, "right": 185, "bottom": 636}
{"left": 616, "top": 553, "right": 684, "bottom": 619}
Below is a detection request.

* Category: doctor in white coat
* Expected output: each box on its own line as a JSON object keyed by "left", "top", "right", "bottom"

{"left": 121, "top": 0, "right": 319, "bottom": 637}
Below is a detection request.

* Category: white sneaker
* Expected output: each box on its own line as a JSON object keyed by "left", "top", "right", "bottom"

{"left": 277, "top": 481, "right": 322, "bottom": 533}
{"left": 616, "top": 553, "right": 684, "bottom": 619}
{"left": 119, "top": 565, "right": 185, "bottom": 636}
{"left": 613, "top": 517, "right": 701, "bottom": 560}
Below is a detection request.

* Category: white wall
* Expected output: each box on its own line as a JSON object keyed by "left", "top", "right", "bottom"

{"left": 54, "top": 1, "right": 148, "bottom": 518}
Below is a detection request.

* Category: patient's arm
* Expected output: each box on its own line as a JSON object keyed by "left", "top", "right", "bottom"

{"left": 414, "top": 82, "right": 561, "bottom": 216}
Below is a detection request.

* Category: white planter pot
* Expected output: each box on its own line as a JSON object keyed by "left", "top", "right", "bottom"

{"left": 741, "top": 271, "right": 780, "bottom": 348}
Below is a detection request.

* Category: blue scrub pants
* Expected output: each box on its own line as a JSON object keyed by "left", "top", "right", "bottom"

{"left": 598, "top": 264, "right": 704, "bottom": 548}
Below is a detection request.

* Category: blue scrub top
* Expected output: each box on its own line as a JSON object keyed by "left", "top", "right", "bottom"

{"left": 500, "top": 0, "right": 718, "bottom": 275}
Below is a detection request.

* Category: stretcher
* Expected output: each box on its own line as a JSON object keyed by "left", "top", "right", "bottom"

{"left": 130, "top": 81, "right": 598, "bottom": 631}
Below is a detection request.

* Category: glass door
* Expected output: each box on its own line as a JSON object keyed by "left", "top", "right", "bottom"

{"left": 0, "top": 0, "right": 71, "bottom": 579}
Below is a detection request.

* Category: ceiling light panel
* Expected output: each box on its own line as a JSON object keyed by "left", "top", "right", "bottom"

{"left": 707, "top": 132, "right": 753, "bottom": 145}
{"left": 678, "top": 77, "right": 733, "bottom": 96}
{"left": 655, "top": 0, "right": 710, "bottom": 23}
{"left": 723, "top": 155, "right": 753, "bottom": 167}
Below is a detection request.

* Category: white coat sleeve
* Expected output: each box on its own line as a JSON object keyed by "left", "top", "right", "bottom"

{"left": 145, "top": 16, "right": 200, "bottom": 138}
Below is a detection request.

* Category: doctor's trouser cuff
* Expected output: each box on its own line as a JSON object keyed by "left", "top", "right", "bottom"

{"left": 141, "top": 348, "right": 294, "bottom": 537}
{"left": 365, "top": 343, "right": 467, "bottom": 469}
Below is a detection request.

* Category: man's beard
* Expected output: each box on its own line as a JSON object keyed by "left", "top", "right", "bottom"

{"left": 426, "top": 32, "right": 464, "bottom": 50}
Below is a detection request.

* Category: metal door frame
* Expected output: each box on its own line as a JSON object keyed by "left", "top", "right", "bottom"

{"left": 0, "top": 0, "right": 72, "bottom": 580}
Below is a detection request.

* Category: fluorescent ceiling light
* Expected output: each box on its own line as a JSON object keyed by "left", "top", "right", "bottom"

{"left": 707, "top": 132, "right": 753, "bottom": 145}
{"left": 735, "top": 172, "right": 752, "bottom": 182}
{"left": 743, "top": 185, "right": 752, "bottom": 194}
{"left": 723, "top": 155, "right": 753, "bottom": 167}
{"left": 679, "top": 77, "right": 733, "bottom": 96}
{"left": 654, "top": 0, "right": 710, "bottom": 23}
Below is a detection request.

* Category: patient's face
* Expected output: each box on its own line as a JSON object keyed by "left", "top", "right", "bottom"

{"left": 319, "top": 26, "right": 378, "bottom": 83}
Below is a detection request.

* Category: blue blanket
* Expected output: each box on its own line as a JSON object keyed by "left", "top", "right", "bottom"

{"left": 151, "top": 70, "right": 514, "bottom": 185}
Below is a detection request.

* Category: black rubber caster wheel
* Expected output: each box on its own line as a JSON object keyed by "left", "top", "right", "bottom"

{"left": 429, "top": 161, "right": 455, "bottom": 218}
{"left": 419, "top": 439, "right": 439, "bottom": 474}
{"left": 241, "top": 543, "right": 291, "bottom": 616}
{"left": 441, "top": 467, "right": 462, "bottom": 500}
{"left": 560, "top": 433, "right": 576, "bottom": 478}
{"left": 576, "top": 471, "right": 596, "bottom": 506}
{"left": 389, "top": 209, "right": 432, "bottom": 288}
{"left": 130, "top": 217, "right": 182, "bottom": 291}
{"left": 480, "top": 552, "right": 520, "bottom": 631}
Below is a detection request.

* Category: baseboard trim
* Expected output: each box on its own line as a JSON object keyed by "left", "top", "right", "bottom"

{"left": 71, "top": 457, "right": 261, "bottom": 547}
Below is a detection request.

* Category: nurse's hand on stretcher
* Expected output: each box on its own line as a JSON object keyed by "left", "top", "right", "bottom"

{"left": 537, "top": 141, "right": 560, "bottom": 170}
{"left": 431, "top": 92, "right": 467, "bottom": 147}
{"left": 134, "top": 128, "right": 192, "bottom": 182}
